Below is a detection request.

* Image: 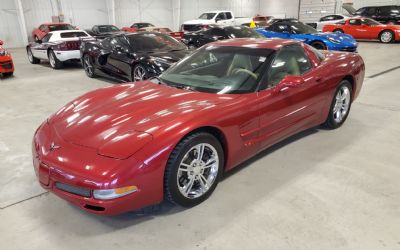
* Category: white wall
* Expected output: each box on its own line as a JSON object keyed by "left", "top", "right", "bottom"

{"left": 60, "top": 0, "right": 109, "bottom": 30}
{"left": 21, "top": 0, "right": 57, "bottom": 39}
{"left": 0, "top": 0, "right": 25, "bottom": 48}
{"left": 260, "top": 0, "right": 300, "bottom": 18}
{"left": 353, "top": 0, "right": 400, "bottom": 8}
{"left": 299, "top": 0, "right": 337, "bottom": 22}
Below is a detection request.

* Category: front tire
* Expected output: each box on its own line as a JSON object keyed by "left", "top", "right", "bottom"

{"left": 132, "top": 64, "right": 148, "bottom": 82}
{"left": 164, "top": 132, "right": 224, "bottom": 207}
{"left": 27, "top": 48, "right": 40, "bottom": 64}
{"left": 379, "top": 30, "right": 394, "bottom": 43}
{"left": 322, "top": 80, "right": 352, "bottom": 129}
{"left": 310, "top": 41, "right": 327, "bottom": 50}
{"left": 82, "top": 54, "right": 96, "bottom": 78}
{"left": 48, "top": 50, "right": 63, "bottom": 69}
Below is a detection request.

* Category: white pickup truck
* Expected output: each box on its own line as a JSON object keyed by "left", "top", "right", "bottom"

{"left": 182, "top": 11, "right": 251, "bottom": 32}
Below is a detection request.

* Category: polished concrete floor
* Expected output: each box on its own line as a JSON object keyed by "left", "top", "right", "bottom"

{"left": 0, "top": 42, "right": 399, "bottom": 250}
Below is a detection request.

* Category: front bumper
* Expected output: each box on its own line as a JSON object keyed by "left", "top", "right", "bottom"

{"left": 327, "top": 43, "right": 358, "bottom": 52}
{"left": 53, "top": 50, "right": 80, "bottom": 62}
{"left": 32, "top": 122, "right": 164, "bottom": 215}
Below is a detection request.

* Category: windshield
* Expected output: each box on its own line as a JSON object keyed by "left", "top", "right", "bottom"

{"left": 98, "top": 25, "right": 120, "bottom": 33}
{"left": 160, "top": 46, "right": 274, "bottom": 94}
{"left": 225, "top": 26, "right": 264, "bottom": 38}
{"left": 49, "top": 24, "right": 74, "bottom": 31}
{"left": 126, "top": 33, "right": 187, "bottom": 52}
{"left": 199, "top": 13, "right": 217, "bottom": 20}
{"left": 290, "top": 22, "right": 318, "bottom": 34}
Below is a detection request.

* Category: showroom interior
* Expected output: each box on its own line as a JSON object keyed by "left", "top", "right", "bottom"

{"left": 1, "top": 0, "right": 400, "bottom": 249}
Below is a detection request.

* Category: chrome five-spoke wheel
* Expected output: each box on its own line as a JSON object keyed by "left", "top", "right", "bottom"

{"left": 177, "top": 143, "right": 219, "bottom": 199}
{"left": 133, "top": 65, "right": 147, "bottom": 81}
{"left": 83, "top": 54, "right": 95, "bottom": 77}
{"left": 333, "top": 85, "right": 351, "bottom": 123}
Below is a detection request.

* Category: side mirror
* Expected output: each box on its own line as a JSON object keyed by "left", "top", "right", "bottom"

{"left": 0, "top": 40, "right": 3, "bottom": 45}
{"left": 279, "top": 75, "right": 304, "bottom": 89}
{"left": 215, "top": 17, "right": 222, "bottom": 23}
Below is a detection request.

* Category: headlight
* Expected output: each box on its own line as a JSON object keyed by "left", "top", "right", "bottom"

{"left": 93, "top": 185, "right": 138, "bottom": 200}
{"left": 327, "top": 37, "right": 341, "bottom": 44}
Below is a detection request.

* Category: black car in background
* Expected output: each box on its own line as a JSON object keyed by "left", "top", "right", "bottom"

{"left": 182, "top": 26, "right": 264, "bottom": 49}
{"left": 355, "top": 5, "right": 400, "bottom": 24}
{"left": 86, "top": 25, "right": 123, "bottom": 39}
{"left": 80, "top": 32, "right": 189, "bottom": 82}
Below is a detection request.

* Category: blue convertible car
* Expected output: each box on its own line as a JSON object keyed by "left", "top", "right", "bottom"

{"left": 256, "top": 19, "right": 358, "bottom": 52}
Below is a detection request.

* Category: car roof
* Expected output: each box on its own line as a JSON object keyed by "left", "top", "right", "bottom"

{"left": 42, "top": 23, "right": 71, "bottom": 26}
{"left": 208, "top": 38, "right": 300, "bottom": 50}
{"left": 203, "top": 10, "right": 231, "bottom": 13}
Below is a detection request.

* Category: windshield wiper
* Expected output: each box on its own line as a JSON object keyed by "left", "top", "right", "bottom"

{"left": 170, "top": 84, "right": 197, "bottom": 92}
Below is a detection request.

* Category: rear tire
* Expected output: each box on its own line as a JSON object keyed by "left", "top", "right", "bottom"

{"left": 322, "top": 80, "right": 352, "bottom": 129}
{"left": 164, "top": 132, "right": 224, "bottom": 207}
{"left": 27, "top": 48, "right": 40, "bottom": 64}
{"left": 310, "top": 41, "right": 327, "bottom": 50}
{"left": 132, "top": 64, "right": 148, "bottom": 82}
{"left": 379, "top": 30, "right": 394, "bottom": 43}
{"left": 48, "top": 50, "right": 63, "bottom": 69}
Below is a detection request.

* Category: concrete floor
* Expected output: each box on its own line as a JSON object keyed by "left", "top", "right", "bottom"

{"left": 0, "top": 42, "right": 399, "bottom": 250}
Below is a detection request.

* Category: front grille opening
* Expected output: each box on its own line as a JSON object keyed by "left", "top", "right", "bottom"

{"left": 84, "top": 204, "right": 105, "bottom": 212}
{"left": 55, "top": 182, "right": 91, "bottom": 197}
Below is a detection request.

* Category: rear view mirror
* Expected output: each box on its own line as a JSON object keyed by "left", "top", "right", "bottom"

{"left": 0, "top": 40, "right": 3, "bottom": 46}
{"left": 279, "top": 75, "right": 304, "bottom": 88}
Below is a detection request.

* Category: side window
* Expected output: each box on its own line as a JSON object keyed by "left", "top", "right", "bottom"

{"left": 379, "top": 6, "right": 391, "bottom": 15}
{"left": 355, "top": 7, "right": 366, "bottom": 15}
{"left": 225, "top": 12, "right": 233, "bottom": 19}
{"left": 41, "top": 34, "right": 52, "bottom": 42}
{"left": 216, "top": 12, "right": 226, "bottom": 20}
{"left": 367, "top": 7, "right": 376, "bottom": 16}
{"left": 320, "top": 15, "right": 334, "bottom": 22}
{"left": 39, "top": 25, "right": 47, "bottom": 31}
{"left": 273, "top": 24, "right": 289, "bottom": 33}
{"left": 100, "top": 37, "right": 112, "bottom": 49}
{"left": 266, "top": 45, "right": 312, "bottom": 88}
{"left": 334, "top": 15, "right": 344, "bottom": 20}
{"left": 349, "top": 19, "right": 361, "bottom": 26}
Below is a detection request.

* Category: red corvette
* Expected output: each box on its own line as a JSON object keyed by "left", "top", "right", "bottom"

{"left": 32, "top": 39, "right": 365, "bottom": 215}
{"left": 32, "top": 23, "right": 75, "bottom": 41}
{"left": 323, "top": 17, "right": 400, "bottom": 43}
{"left": 0, "top": 40, "right": 14, "bottom": 77}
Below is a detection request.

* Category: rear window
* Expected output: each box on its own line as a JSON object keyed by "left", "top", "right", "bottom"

{"left": 60, "top": 32, "right": 88, "bottom": 38}
{"left": 48, "top": 24, "right": 74, "bottom": 31}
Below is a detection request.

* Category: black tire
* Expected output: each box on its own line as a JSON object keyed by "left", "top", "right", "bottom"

{"left": 333, "top": 29, "right": 344, "bottom": 33}
{"left": 379, "top": 30, "right": 394, "bottom": 43}
{"left": 27, "top": 48, "right": 40, "bottom": 64}
{"left": 322, "top": 80, "right": 353, "bottom": 129}
{"left": 48, "top": 50, "right": 63, "bottom": 69}
{"left": 310, "top": 41, "right": 327, "bottom": 50}
{"left": 82, "top": 54, "right": 96, "bottom": 78}
{"left": 132, "top": 64, "right": 148, "bottom": 82}
{"left": 164, "top": 132, "right": 224, "bottom": 207}
{"left": 2, "top": 72, "right": 13, "bottom": 77}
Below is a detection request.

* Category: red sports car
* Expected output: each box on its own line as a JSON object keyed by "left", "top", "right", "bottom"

{"left": 32, "top": 39, "right": 365, "bottom": 215}
{"left": 0, "top": 40, "right": 14, "bottom": 77}
{"left": 32, "top": 23, "right": 75, "bottom": 41}
{"left": 323, "top": 17, "right": 400, "bottom": 43}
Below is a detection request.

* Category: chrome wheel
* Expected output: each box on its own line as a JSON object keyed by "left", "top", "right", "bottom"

{"left": 177, "top": 143, "right": 219, "bottom": 199}
{"left": 133, "top": 65, "right": 146, "bottom": 81}
{"left": 83, "top": 55, "right": 94, "bottom": 76}
{"left": 49, "top": 52, "right": 56, "bottom": 68}
{"left": 380, "top": 31, "right": 393, "bottom": 43}
{"left": 333, "top": 85, "right": 351, "bottom": 123}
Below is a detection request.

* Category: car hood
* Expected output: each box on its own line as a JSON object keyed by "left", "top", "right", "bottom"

{"left": 50, "top": 82, "right": 233, "bottom": 155}
{"left": 301, "top": 32, "right": 356, "bottom": 44}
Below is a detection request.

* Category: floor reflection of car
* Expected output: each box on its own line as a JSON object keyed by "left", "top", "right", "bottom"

{"left": 80, "top": 32, "right": 189, "bottom": 82}
{"left": 33, "top": 38, "right": 365, "bottom": 215}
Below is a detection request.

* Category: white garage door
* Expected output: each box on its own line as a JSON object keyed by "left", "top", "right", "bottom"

{"left": 0, "top": 0, "right": 25, "bottom": 48}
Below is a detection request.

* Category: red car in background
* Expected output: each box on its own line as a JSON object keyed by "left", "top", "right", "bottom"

{"left": 121, "top": 22, "right": 155, "bottom": 32}
{"left": 33, "top": 39, "right": 364, "bottom": 215}
{"left": 32, "top": 23, "right": 75, "bottom": 41}
{"left": 137, "top": 26, "right": 184, "bottom": 40}
{"left": 253, "top": 15, "right": 273, "bottom": 24}
{"left": 323, "top": 17, "right": 400, "bottom": 43}
{"left": 0, "top": 40, "right": 14, "bottom": 77}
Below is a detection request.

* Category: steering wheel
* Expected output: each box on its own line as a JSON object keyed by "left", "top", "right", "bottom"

{"left": 232, "top": 68, "right": 258, "bottom": 80}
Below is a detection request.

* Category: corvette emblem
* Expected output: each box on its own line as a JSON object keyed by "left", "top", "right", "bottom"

{"left": 49, "top": 142, "right": 60, "bottom": 151}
